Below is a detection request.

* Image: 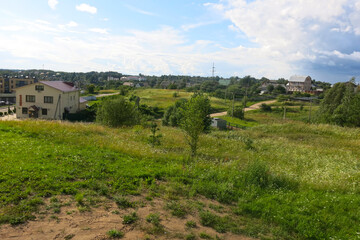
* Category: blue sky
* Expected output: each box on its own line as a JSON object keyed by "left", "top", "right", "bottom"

{"left": 0, "top": 0, "right": 360, "bottom": 83}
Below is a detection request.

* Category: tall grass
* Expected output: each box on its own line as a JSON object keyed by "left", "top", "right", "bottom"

{"left": 0, "top": 119, "right": 359, "bottom": 239}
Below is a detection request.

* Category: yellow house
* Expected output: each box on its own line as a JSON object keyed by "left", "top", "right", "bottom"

{"left": 16, "top": 81, "right": 81, "bottom": 120}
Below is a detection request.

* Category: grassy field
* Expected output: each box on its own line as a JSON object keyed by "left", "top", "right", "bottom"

{"left": 0, "top": 113, "right": 359, "bottom": 239}
{"left": 133, "top": 89, "right": 245, "bottom": 113}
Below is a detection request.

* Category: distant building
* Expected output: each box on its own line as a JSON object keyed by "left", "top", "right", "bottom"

{"left": 219, "top": 79, "right": 231, "bottom": 86}
{"left": 0, "top": 76, "right": 36, "bottom": 93}
{"left": 286, "top": 76, "right": 312, "bottom": 92}
{"left": 120, "top": 76, "right": 147, "bottom": 81}
{"left": 16, "top": 81, "right": 83, "bottom": 120}
{"left": 107, "top": 76, "right": 120, "bottom": 81}
{"left": 260, "top": 80, "right": 286, "bottom": 94}
{"left": 123, "top": 82, "right": 134, "bottom": 87}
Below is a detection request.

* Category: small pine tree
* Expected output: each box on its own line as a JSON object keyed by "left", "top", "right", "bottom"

{"left": 148, "top": 122, "right": 162, "bottom": 147}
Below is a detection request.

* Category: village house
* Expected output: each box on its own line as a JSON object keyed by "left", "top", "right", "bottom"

{"left": 16, "top": 81, "right": 84, "bottom": 120}
{"left": 260, "top": 80, "right": 286, "bottom": 94}
{"left": 286, "top": 75, "right": 312, "bottom": 92}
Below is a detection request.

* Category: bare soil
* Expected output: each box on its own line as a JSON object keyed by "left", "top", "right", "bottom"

{"left": 0, "top": 195, "right": 256, "bottom": 240}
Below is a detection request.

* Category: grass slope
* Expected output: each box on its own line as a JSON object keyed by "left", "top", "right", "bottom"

{"left": 0, "top": 119, "right": 359, "bottom": 239}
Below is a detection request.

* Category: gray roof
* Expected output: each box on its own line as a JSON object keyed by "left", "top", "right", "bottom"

{"left": 40, "top": 81, "right": 78, "bottom": 92}
{"left": 289, "top": 75, "right": 310, "bottom": 82}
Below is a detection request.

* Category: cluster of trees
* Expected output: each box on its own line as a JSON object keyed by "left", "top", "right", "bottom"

{"left": 316, "top": 79, "right": 360, "bottom": 127}
{"left": 96, "top": 93, "right": 212, "bottom": 156}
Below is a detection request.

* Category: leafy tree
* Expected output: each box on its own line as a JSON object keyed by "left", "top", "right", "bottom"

{"left": 162, "top": 99, "right": 187, "bottom": 127}
{"left": 267, "top": 84, "right": 274, "bottom": 93}
{"left": 316, "top": 79, "right": 360, "bottom": 126}
{"left": 87, "top": 84, "right": 96, "bottom": 94}
{"left": 227, "top": 106, "right": 244, "bottom": 119}
{"left": 260, "top": 103, "right": 272, "bottom": 112}
{"left": 180, "top": 93, "right": 211, "bottom": 157}
{"left": 96, "top": 97, "right": 140, "bottom": 127}
{"left": 274, "top": 85, "right": 286, "bottom": 94}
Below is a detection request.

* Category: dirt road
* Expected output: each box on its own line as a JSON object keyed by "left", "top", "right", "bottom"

{"left": 210, "top": 99, "right": 277, "bottom": 117}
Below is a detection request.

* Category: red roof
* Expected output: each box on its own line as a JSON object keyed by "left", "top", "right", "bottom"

{"left": 40, "top": 81, "right": 78, "bottom": 92}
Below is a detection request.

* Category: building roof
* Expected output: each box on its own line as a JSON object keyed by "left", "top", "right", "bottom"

{"left": 40, "top": 81, "right": 78, "bottom": 92}
{"left": 289, "top": 75, "right": 310, "bottom": 82}
{"left": 79, "top": 97, "right": 88, "bottom": 103}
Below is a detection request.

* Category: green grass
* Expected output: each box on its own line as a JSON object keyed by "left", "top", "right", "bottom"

{"left": 217, "top": 115, "right": 258, "bottom": 128}
{"left": 133, "top": 89, "right": 239, "bottom": 113}
{"left": 0, "top": 119, "right": 359, "bottom": 239}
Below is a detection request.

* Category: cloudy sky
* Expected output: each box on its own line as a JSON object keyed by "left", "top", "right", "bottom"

{"left": 0, "top": 0, "right": 359, "bottom": 83}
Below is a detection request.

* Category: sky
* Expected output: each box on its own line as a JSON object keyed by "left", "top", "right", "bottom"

{"left": 0, "top": 0, "right": 360, "bottom": 83}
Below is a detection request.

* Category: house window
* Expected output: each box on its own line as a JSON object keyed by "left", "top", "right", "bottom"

{"left": 42, "top": 109, "right": 47, "bottom": 115}
{"left": 26, "top": 95, "right": 35, "bottom": 102}
{"left": 35, "top": 85, "right": 44, "bottom": 91}
{"left": 44, "top": 96, "right": 53, "bottom": 103}
{"left": 22, "top": 107, "right": 28, "bottom": 114}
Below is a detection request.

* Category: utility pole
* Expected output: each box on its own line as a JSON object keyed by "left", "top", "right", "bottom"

{"left": 212, "top": 62, "right": 215, "bottom": 80}
{"left": 283, "top": 104, "right": 286, "bottom": 120}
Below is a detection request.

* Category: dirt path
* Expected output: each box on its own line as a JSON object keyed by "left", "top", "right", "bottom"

{"left": 94, "top": 92, "right": 119, "bottom": 98}
{"left": 210, "top": 99, "right": 277, "bottom": 117}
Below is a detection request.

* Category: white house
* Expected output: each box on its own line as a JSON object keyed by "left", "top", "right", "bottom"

{"left": 16, "top": 81, "right": 82, "bottom": 120}
{"left": 286, "top": 76, "right": 312, "bottom": 92}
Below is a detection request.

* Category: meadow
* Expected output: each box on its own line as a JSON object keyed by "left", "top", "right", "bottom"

{"left": 0, "top": 110, "right": 359, "bottom": 239}
{"left": 132, "top": 88, "right": 246, "bottom": 113}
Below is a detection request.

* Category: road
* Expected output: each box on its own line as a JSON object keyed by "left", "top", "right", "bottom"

{"left": 210, "top": 100, "right": 277, "bottom": 117}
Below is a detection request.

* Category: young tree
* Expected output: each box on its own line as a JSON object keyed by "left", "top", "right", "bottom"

{"left": 180, "top": 93, "right": 211, "bottom": 157}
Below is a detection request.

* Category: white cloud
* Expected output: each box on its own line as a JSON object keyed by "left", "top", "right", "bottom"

{"left": 48, "top": 0, "right": 58, "bottom": 10}
{"left": 76, "top": 3, "right": 97, "bottom": 14}
{"left": 89, "top": 28, "right": 108, "bottom": 34}
{"left": 67, "top": 21, "right": 78, "bottom": 28}
{"left": 124, "top": 4, "right": 156, "bottom": 16}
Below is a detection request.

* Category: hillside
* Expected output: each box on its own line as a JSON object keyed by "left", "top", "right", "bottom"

{"left": 0, "top": 116, "right": 359, "bottom": 239}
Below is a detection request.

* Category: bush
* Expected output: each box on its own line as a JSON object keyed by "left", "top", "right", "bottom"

{"left": 227, "top": 106, "right": 244, "bottom": 119}
{"left": 0, "top": 112, "right": 3, "bottom": 117}
{"left": 260, "top": 103, "right": 272, "bottom": 112}
{"left": 96, "top": 97, "right": 140, "bottom": 127}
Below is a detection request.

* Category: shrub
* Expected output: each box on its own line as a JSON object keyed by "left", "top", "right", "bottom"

{"left": 260, "top": 103, "right": 272, "bottom": 112}
{"left": 0, "top": 112, "right": 3, "bottom": 117}
{"left": 96, "top": 97, "right": 140, "bottom": 127}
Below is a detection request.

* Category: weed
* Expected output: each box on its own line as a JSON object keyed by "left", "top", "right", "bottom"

{"left": 146, "top": 213, "right": 160, "bottom": 225}
{"left": 114, "top": 197, "right": 135, "bottom": 209}
{"left": 165, "top": 201, "right": 187, "bottom": 218}
{"left": 185, "top": 220, "right": 197, "bottom": 228}
{"left": 123, "top": 212, "right": 138, "bottom": 224}
{"left": 64, "top": 234, "right": 75, "bottom": 240}
{"left": 75, "top": 193, "right": 84, "bottom": 205}
{"left": 186, "top": 233, "right": 197, "bottom": 240}
{"left": 107, "top": 229, "right": 124, "bottom": 238}
{"left": 199, "top": 232, "right": 213, "bottom": 239}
